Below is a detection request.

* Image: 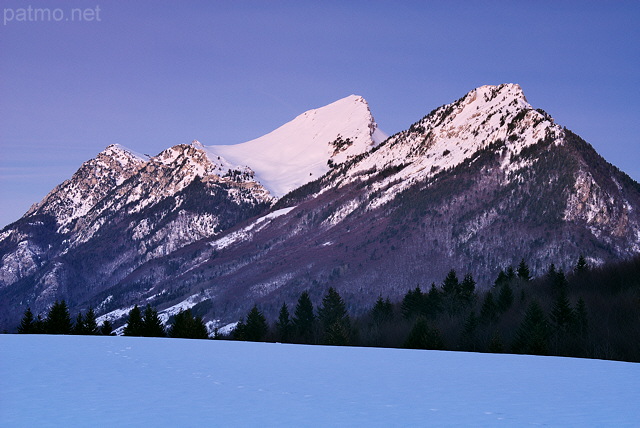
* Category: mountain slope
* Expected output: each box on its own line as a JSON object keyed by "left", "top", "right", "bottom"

{"left": 1, "top": 84, "right": 639, "bottom": 331}
{"left": 106, "top": 84, "right": 640, "bottom": 326}
{"left": 0, "top": 96, "right": 385, "bottom": 329}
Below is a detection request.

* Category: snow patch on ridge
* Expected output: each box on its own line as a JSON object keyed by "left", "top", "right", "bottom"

{"left": 209, "top": 206, "right": 295, "bottom": 250}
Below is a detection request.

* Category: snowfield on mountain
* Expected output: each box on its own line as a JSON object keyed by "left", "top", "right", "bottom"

{"left": 2, "top": 335, "right": 639, "bottom": 427}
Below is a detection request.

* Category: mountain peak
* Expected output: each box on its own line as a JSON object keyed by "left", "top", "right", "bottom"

{"left": 203, "top": 95, "right": 387, "bottom": 197}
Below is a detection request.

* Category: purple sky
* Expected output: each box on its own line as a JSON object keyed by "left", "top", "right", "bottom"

{"left": 1, "top": 1, "right": 639, "bottom": 228}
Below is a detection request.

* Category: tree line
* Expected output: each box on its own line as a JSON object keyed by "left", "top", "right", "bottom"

{"left": 226, "top": 255, "right": 640, "bottom": 362}
{"left": 17, "top": 302, "right": 209, "bottom": 339}
{"left": 16, "top": 254, "right": 640, "bottom": 361}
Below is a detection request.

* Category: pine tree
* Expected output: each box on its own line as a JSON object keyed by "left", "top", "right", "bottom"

{"left": 497, "top": 282, "right": 514, "bottom": 312}
{"left": 403, "top": 317, "right": 444, "bottom": 350}
{"left": 552, "top": 269, "right": 569, "bottom": 293}
{"left": 191, "top": 315, "right": 209, "bottom": 339}
{"left": 84, "top": 308, "right": 99, "bottom": 335}
{"left": 17, "top": 307, "right": 36, "bottom": 334}
{"left": 574, "top": 255, "right": 589, "bottom": 275}
{"left": 442, "top": 270, "right": 461, "bottom": 314}
{"left": 45, "top": 300, "right": 72, "bottom": 334}
{"left": 494, "top": 269, "right": 508, "bottom": 288}
{"left": 546, "top": 263, "right": 557, "bottom": 283}
{"left": 371, "top": 297, "right": 393, "bottom": 324}
{"left": 442, "top": 270, "right": 459, "bottom": 296}
{"left": 517, "top": 259, "right": 531, "bottom": 281}
{"left": 123, "top": 305, "right": 144, "bottom": 336}
{"left": 506, "top": 266, "right": 516, "bottom": 280}
{"left": 512, "top": 301, "right": 550, "bottom": 355}
{"left": 275, "top": 302, "right": 292, "bottom": 342}
{"left": 168, "top": 309, "right": 208, "bottom": 339}
{"left": 424, "top": 283, "right": 442, "bottom": 318}
{"left": 142, "top": 304, "right": 165, "bottom": 337}
{"left": 72, "top": 312, "right": 86, "bottom": 335}
{"left": 460, "top": 311, "right": 478, "bottom": 351}
{"left": 318, "top": 287, "right": 350, "bottom": 345}
{"left": 293, "top": 291, "right": 315, "bottom": 343}
{"left": 100, "top": 320, "right": 114, "bottom": 335}
{"left": 574, "top": 297, "right": 589, "bottom": 337}
{"left": 242, "top": 305, "right": 268, "bottom": 342}
{"left": 459, "top": 273, "right": 476, "bottom": 306}
{"left": 551, "top": 285, "right": 574, "bottom": 330}
{"left": 401, "top": 286, "right": 423, "bottom": 319}
{"left": 33, "top": 314, "right": 45, "bottom": 334}
{"left": 480, "top": 291, "right": 498, "bottom": 323}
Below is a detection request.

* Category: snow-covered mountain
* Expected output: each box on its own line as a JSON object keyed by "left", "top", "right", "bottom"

{"left": 201, "top": 94, "right": 387, "bottom": 197}
{"left": 0, "top": 95, "right": 385, "bottom": 328}
{"left": 1, "top": 84, "right": 639, "bottom": 331}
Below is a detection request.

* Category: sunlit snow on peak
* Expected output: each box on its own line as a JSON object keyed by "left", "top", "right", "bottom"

{"left": 202, "top": 95, "right": 387, "bottom": 197}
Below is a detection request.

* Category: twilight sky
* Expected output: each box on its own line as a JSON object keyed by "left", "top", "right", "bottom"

{"left": 1, "top": 1, "right": 639, "bottom": 228}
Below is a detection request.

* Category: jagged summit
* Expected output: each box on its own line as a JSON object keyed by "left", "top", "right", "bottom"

{"left": 331, "top": 83, "right": 563, "bottom": 206}
{"left": 202, "top": 94, "right": 387, "bottom": 197}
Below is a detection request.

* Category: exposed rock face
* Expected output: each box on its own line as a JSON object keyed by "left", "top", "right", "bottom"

{"left": 1, "top": 85, "right": 639, "bottom": 331}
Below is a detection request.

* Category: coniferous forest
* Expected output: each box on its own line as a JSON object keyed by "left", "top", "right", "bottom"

{"left": 15, "top": 254, "right": 640, "bottom": 363}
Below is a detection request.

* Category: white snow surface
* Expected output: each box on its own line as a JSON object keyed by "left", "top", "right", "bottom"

{"left": 209, "top": 206, "right": 295, "bottom": 250}
{"left": 203, "top": 95, "right": 386, "bottom": 197}
{"left": 2, "top": 335, "right": 639, "bottom": 427}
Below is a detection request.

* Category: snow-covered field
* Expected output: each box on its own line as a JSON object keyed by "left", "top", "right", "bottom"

{"left": 1, "top": 335, "right": 638, "bottom": 427}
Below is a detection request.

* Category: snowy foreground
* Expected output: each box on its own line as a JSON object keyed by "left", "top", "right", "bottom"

{"left": 1, "top": 335, "right": 639, "bottom": 427}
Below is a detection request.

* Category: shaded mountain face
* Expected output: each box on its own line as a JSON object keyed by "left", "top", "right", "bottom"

{"left": 1, "top": 85, "right": 639, "bottom": 331}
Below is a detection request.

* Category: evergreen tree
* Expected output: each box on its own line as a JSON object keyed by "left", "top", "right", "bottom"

{"left": 401, "top": 286, "right": 423, "bottom": 319}
{"left": 84, "top": 308, "right": 99, "bottom": 335}
{"left": 318, "top": 287, "right": 350, "bottom": 345}
{"left": 293, "top": 291, "right": 315, "bottom": 343}
{"left": 574, "top": 255, "right": 589, "bottom": 275}
{"left": 72, "top": 312, "right": 86, "bottom": 335}
{"left": 460, "top": 311, "right": 478, "bottom": 351}
{"left": 168, "top": 309, "right": 208, "bottom": 339}
{"left": 551, "top": 285, "right": 574, "bottom": 330}
{"left": 275, "top": 302, "right": 292, "bottom": 342}
{"left": 517, "top": 259, "right": 531, "bottom": 281}
{"left": 574, "top": 297, "right": 589, "bottom": 336}
{"left": 45, "top": 300, "right": 72, "bottom": 334}
{"left": 497, "top": 282, "right": 514, "bottom": 312}
{"left": 442, "top": 270, "right": 459, "bottom": 296}
{"left": 546, "top": 263, "right": 557, "bottom": 283}
{"left": 552, "top": 269, "right": 569, "bottom": 293}
{"left": 424, "top": 283, "right": 442, "bottom": 318}
{"left": 459, "top": 273, "right": 476, "bottom": 306}
{"left": 494, "top": 270, "right": 508, "bottom": 288}
{"left": 33, "top": 314, "right": 45, "bottom": 334}
{"left": 506, "top": 266, "right": 516, "bottom": 281}
{"left": 512, "top": 301, "right": 550, "bottom": 355}
{"left": 17, "top": 307, "right": 36, "bottom": 334}
{"left": 142, "top": 304, "right": 165, "bottom": 337}
{"left": 100, "top": 320, "right": 114, "bottom": 335}
{"left": 240, "top": 305, "right": 268, "bottom": 342}
{"left": 191, "top": 315, "right": 209, "bottom": 339}
{"left": 371, "top": 297, "right": 393, "bottom": 324}
{"left": 325, "top": 321, "right": 350, "bottom": 346}
{"left": 442, "top": 270, "right": 461, "bottom": 314}
{"left": 404, "top": 317, "right": 444, "bottom": 350}
{"left": 123, "top": 305, "right": 144, "bottom": 337}
{"left": 480, "top": 291, "right": 498, "bottom": 323}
